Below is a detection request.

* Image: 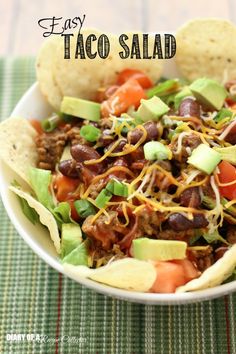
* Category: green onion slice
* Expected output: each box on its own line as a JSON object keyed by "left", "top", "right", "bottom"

{"left": 74, "top": 199, "right": 96, "bottom": 218}
{"left": 80, "top": 125, "right": 101, "bottom": 142}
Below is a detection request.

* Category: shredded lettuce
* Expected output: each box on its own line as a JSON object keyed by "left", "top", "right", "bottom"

{"left": 60, "top": 223, "right": 82, "bottom": 259}
{"left": 28, "top": 167, "right": 55, "bottom": 210}
{"left": 18, "top": 196, "right": 39, "bottom": 225}
{"left": 223, "top": 268, "right": 236, "bottom": 284}
{"left": 53, "top": 202, "right": 71, "bottom": 225}
{"left": 11, "top": 180, "right": 39, "bottom": 224}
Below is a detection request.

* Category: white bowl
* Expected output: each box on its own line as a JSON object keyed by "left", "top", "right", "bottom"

{"left": 1, "top": 60, "right": 236, "bottom": 304}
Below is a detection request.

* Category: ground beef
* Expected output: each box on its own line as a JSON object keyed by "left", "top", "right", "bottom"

{"left": 66, "top": 126, "right": 90, "bottom": 146}
{"left": 227, "top": 225, "right": 236, "bottom": 244}
{"left": 136, "top": 207, "right": 165, "bottom": 236}
{"left": 82, "top": 211, "right": 126, "bottom": 250}
{"left": 172, "top": 134, "right": 201, "bottom": 162}
{"left": 99, "top": 117, "right": 113, "bottom": 129}
{"left": 89, "top": 243, "right": 125, "bottom": 268}
{"left": 89, "top": 178, "right": 107, "bottom": 199}
{"left": 36, "top": 128, "right": 67, "bottom": 170}
{"left": 157, "top": 228, "right": 195, "bottom": 242}
{"left": 188, "top": 246, "right": 214, "bottom": 272}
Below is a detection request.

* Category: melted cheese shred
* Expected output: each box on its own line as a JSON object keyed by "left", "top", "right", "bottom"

{"left": 135, "top": 193, "right": 205, "bottom": 214}
{"left": 207, "top": 176, "right": 224, "bottom": 232}
{"left": 224, "top": 199, "right": 236, "bottom": 209}
{"left": 84, "top": 125, "right": 147, "bottom": 166}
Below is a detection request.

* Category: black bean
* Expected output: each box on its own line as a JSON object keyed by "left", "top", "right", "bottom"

{"left": 168, "top": 213, "right": 208, "bottom": 231}
{"left": 106, "top": 139, "right": 127, "bottom": 153}
{"left": 192, "top": 214, "right": 208, "bottom": 228}
{"left": 70, "top": 144, "right": 104, "bottom": 173}
{"left": 179, "top": 98, "right": 200, "bottom": 118}
{"left": 225, "top": 132, "right": 236, "bottom": 145}
{"left": 98, "top": 129, "right": 114, "bottom": 147}
{"left": 168, "top": 213, "right": 193, "bottom": 231}
{"left": 58, "top": 159, "right": 79, "bottom": 179}
{"left": 128, "top": 121, "right": 159, "bottom": 144}
{"left": 180, "top": 187, "right": 201, "bottom": 208}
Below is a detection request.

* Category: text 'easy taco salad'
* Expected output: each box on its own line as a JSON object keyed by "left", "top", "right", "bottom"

{"left": 2, "top": 20, "right": 236, "bottom": 294}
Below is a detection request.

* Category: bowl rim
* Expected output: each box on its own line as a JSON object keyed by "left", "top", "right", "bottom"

{"left": 1, "top": 81, "right": 236, "bottom": 305}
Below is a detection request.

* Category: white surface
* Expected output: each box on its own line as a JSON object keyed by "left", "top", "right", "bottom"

{"left": 1, "top": 59, "right": 236, "bottom": 304}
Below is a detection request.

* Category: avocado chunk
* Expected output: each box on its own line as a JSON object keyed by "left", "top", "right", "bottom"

{"left": 174, "top": 86, "right": 193, "bottom": 109}
{"left": 187, "top": 144, "right": 221, "bottom": 174}
{"left": 132, "top": 238, "right": 187, "bottom": 261}
{"left": 137, "top": 96, "right": 169, "bottom": 122}
{"left": 214, "top": 145, "right": 236, "bottom": 165}
{"left": 61, "top": 223, "right": 82, "bottom": 258}
{"left": 189, "top": 78, "right": 227, "bottom": 110}
{"left": 62, "top": 241, "right": 88, "bottom": 266}
{"left": 60, "top": 97, "right": 101, "bottom": 122}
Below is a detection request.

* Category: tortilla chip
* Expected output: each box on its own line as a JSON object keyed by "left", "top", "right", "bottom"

{"left": 64, "top": 258, "right": 157, "bottom": 292}
{"left": 36, "top": 36, "right": 63, "bottom": 110}
{"left": 52, "top": 29, "right": 163, "bottom": 103}
{"left": 176, "top": 244, "right": 236, "bottom": 292}
{"left": 0, "top": 117, "right": 37, "bottom": 186}
{"left": 10, "top": 186, "right": 60, "bottom": 254}
{"left": 176, "top": 18, "right": 236, "bottom": 82}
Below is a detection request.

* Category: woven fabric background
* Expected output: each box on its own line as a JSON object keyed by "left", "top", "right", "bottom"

{"left": 0, "top": 57, "right": 236, "bottom": 354}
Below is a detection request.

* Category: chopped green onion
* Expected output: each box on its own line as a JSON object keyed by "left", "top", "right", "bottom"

{"left": 74, "top": 199, "right": 96, "bottom": 218}
{"left": 147, "top": 79, "right": 180, "bottom": 99}
{"left": 106, "top": 179, "right": 128, "bottom": 197}
{"left": 214, "top": 108, "right": 233, "bottom": 123}
{"left": 203, "top": 230, "right": 229, "bottom": 245}
{"left": 144, "top": 141, "right": 171, "bottom": 161}
{"left": 41, "top": 115, "right": 62, "bottom": 132}
{"left": 80, "top": 125, "right": 101, "bottom": 142}
{"left": 95, "top": 189, "right": 112, "bottom": 209}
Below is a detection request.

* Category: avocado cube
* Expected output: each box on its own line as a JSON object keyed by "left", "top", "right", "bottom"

{"left": 132, "top": 238, "right": 187, "bottom": 261}
{"left": 187, "top": 144, "right": 222, "bottom": 174}
{"left": 137, "top": 96, "right": 169, "bottom": 122}
{"left": 189, "top": 78, "right": 227, "bottom": 110}
{"left": 61, "top": 97, "right": 101, "bottom": 122}
{"left": 174, "top": 86, "right": 193, "bottom": 109}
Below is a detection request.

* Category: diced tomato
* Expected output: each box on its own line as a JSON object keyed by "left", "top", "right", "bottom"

{"left": 54, "top": 174, "right": 80, "bottom": 202}
{"left": 30, "top": 119, "right": 43, "bottom": 135}
{"left": 101, "top": 79, "right": 146, "bottom": 117}
{"left": 67, "top": 199, "right": 80, "bottom": 222}
{"left": 217, "top": 161, "right": 236, "bottom": 200}
{"left": 116, "top": 69, "right": 153, "bottom": 89}
{"left": 226, "top": 97, "right": 236, "bottom": 107}
{"left": 96, "top": 85, "right": 119, "bottom": 103}
{"left": 150, "top": 259, "right": 199, "bottom": 293}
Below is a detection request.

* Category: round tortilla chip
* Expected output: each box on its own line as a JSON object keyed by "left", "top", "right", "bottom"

{"left": 36, "top": 36, "right": 63, "bottom": 110}
{"left": 176, "top": 18, "right": 236, "bottom": 82}
{"left": 0, "top": 117, "right": 37, "bottom": 186}
{"left": 10, "top": 186, "right": 60, "bottom": 254}
{"left": 64, "top": 258, "right": 157, "bottom": 292}
{"left": 53, "top": 29, "right": 163, "bottom": 103}
{"left": 176, "top": 244, "right": 236, "bottom": 292}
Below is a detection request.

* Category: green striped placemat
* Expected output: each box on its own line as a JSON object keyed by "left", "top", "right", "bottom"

{"left": 0, "top": 57, "right": 236, "bottom": 354}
